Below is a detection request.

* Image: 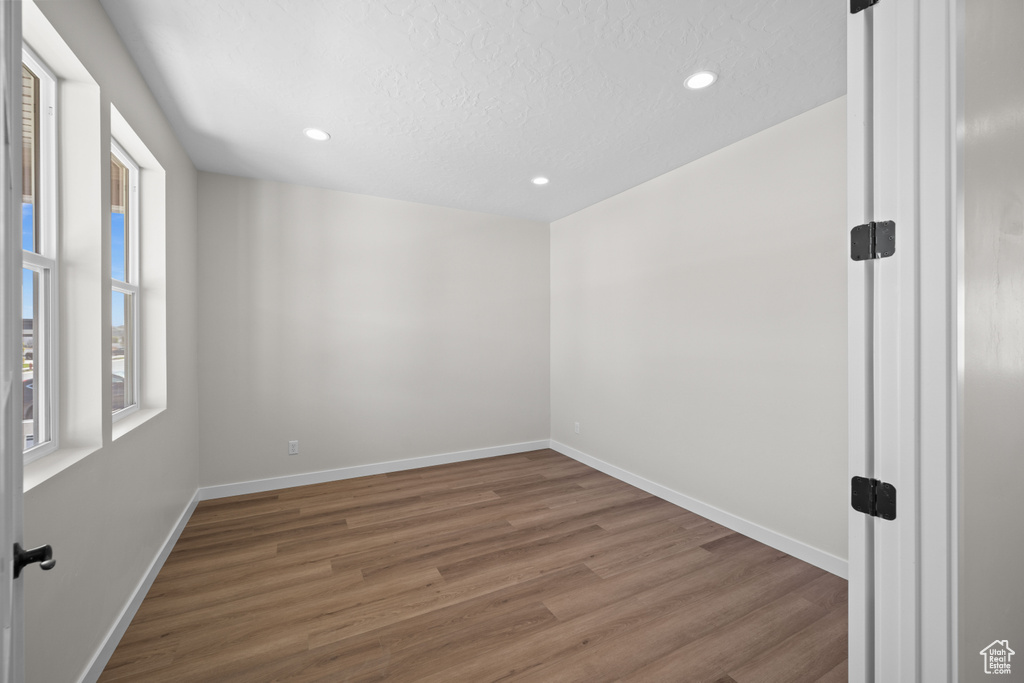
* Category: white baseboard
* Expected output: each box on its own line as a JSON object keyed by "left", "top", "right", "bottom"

{"left": 79, "top": 491, "right": 200, "bottom": 683}
{"left": 81, "top": 436, "right": 844, "bottom": 682}
{"left": 78, "top": 439, "right": 549, "bottom": 682}
{"left": 196, "top": 440, "right": 552, "bottom": 501}
{"left": 549, "top": 440, "right": 848, "bottom": 579}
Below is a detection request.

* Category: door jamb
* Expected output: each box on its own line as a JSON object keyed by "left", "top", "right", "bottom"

{"left": 847, "top": 0, "right": 962, "bottom": 680}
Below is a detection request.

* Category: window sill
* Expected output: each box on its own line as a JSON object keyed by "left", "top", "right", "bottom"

{"left": 112, "top": 406, "right": 163, "bottom": 441}
{"left": 24, "top": 445, "right": 100, "bottom": 492}
{"left": 23, "top": 407, "right": 165, "bottom": 492}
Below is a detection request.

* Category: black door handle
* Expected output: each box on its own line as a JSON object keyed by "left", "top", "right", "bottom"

{"left": 13, "top": 543, "right": 56, "bottom": 579}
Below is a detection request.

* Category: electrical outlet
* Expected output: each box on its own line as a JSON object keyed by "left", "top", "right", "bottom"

{"left": 574, "top": 422, "right": 580, "bottom": 434}
{"left": 288, "top": 440, "right": 299, "bottom": 455}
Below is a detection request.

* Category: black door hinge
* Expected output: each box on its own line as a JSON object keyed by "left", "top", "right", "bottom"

{"left": 851, "top": 220, "right": 895, "bottom": 261}
{"left": 851, "top": 0, "right": 879, "bottom": 14}
{"left": 851, "top": 477, "right": 897, "bottom": 520}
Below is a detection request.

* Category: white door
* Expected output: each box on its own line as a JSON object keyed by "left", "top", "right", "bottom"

{"left": 848, "top": 1, "right": 960, "bottom": 681}
{"left": 2, "top": 2, "right": 25, "bottom": 681}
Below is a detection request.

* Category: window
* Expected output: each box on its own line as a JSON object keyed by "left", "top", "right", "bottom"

{"left": 21, "top": 47, "right": 57, "bottom": 461}
{"left": 111, "top": 142, "right": 139, "bottom": 418}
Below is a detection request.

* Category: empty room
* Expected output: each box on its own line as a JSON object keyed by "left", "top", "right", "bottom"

{"left": 2, "top": 1, "right": 1020, "bottom": 682}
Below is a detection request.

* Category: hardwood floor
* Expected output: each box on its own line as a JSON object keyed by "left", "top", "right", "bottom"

{"left": 100, "top": 450, "right": 847, "bottom": 682}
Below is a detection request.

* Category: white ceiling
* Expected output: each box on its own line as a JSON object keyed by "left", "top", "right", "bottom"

{"left": 99, "top": 0, "right": 845, "bottom": 223}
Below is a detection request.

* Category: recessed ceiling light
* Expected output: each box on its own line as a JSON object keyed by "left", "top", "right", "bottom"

{"left": 303, "top": 127, "right": 331, "bottom": 141}
{"left": 532, "top": 177, "right": 549, "bottom": 185}
{"left": 684, "top": 71, "right": 717, "bottom": 90}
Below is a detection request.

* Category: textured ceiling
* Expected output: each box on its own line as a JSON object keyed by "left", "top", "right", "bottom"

{"left": 99, "top": 0, "right": 845, "bottom": 222}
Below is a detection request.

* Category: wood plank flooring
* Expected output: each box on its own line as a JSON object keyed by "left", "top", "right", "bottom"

{"left": 101, "top": 450, "right": 847, "bottom": 682}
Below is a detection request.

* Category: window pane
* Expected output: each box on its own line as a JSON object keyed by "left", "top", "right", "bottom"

{"left": 22, "top": 65, "right": 38, "bottom": 253}
{"left": 111, "top": 155, "right": 129, "bottom": 282}
{"left": 111, "top": 211, "right": 126, "bottom": 282}
{"left": 112, "top": 290, "right": 134, "bottom": 412}
{"left": 23, "top": 268, "right": 38, "bottom": 450}
{"left": 23, "top": 204, "right": 34, "bottom": 254}
{"left": 21, "top": 54, "right": 56, "bottom": 458}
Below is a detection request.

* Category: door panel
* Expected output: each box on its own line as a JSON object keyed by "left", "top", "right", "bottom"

{"left": 2, "top": 2, "right": 25, "bottom": 681}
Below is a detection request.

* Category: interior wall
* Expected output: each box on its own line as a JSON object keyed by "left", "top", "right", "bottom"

{"left": 20, "top": 1, "right": 199, "bottom": 682}
{"left": 197, "top": 173, "right": 550, "bottom": 487}
{"left": 961, "top": 1, "right": 1024, "bottom": 679}
{"left": 550, "top": 97, "right": 848, "bottom": 562}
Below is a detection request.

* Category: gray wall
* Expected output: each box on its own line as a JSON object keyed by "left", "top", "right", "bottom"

{"left": 19, "top": 4, "right": 850, "bottom": 680}
{"left": 197, "top": 173, "right": 550, "bottom": 487}
{"left": 961, "top": 1, "right": 1024, "bottom": 679}
{"left": 550, "top": 98, "right": 848, "bottom": 562}
{"left": 21, "top": 1, "right": 200, "bottom": 682}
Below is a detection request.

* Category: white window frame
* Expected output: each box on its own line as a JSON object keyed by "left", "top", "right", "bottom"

{"left": 21, "top": 44, "right": 58, "bottom": 463}
{"left": 110, "top": 139, "right": 140, "bottom": 421}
